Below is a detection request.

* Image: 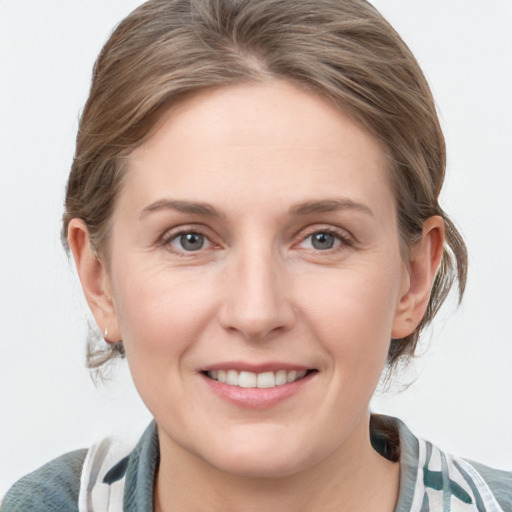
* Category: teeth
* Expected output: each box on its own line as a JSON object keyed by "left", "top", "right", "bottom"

{"left": 275, "top": 370, "right": 287, "bottom": 386}
{"left": 239, "top": 371, "right": 257, "bottom": 388}
{"left": 206, "top": 369, "right": 308, "bottom": 388}
{"left": 226, "top": 370, "right": 238, "bottom": 386}
{"left": 287, "top": 370, "right": 298, "bottom": 383}
{"left": 257, "top": 371, "right": 275, "bottom": 388}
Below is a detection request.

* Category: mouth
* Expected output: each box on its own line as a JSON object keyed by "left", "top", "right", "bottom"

{"left": 202, "top": 369, "right": 315, "bottom": 389}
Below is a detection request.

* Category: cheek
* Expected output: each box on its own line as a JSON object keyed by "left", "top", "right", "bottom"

{"left": 111, "top": 263, "right": 218, "bottom": 366}
{"left": 296, "top": 263, "right": 401, "bottom": 367}
{"left": 109, "top": 266, "right": 221, "bottom": 421}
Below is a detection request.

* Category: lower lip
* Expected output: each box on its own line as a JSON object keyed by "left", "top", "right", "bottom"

{"left": 200, "top": 372, "right": 316, "bottom": 409}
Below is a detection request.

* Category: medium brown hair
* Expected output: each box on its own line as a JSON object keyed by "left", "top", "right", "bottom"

{"left": 63, "top": 0, "right": 467, "bottom": 372}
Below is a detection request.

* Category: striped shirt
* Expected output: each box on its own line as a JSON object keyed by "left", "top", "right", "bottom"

{"left": 2, "top": 416, "right": 511, "bottom": 511}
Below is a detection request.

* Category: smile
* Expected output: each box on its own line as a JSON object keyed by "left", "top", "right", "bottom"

{"left": 205, "top": 369, "right": 309, "bottom": 389}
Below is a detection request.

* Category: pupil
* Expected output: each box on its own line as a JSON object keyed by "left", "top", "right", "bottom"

{"left": 180, "top": 233, "right": 204, "bottom": 251}
{"left": 312, "top": 232, "right": 334, "bottom": 250}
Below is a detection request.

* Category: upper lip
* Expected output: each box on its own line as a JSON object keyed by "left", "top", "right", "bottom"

{"left": 199, "top": 361, "right": 313, "bottom": 373}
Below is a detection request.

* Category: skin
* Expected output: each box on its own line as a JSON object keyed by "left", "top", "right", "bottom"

{"left": 69, "top": 80, "right": 444, "bottom": 512}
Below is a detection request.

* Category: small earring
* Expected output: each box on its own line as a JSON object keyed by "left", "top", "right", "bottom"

{"left": 104, "top": 328, "right": 109, "bottom": 338}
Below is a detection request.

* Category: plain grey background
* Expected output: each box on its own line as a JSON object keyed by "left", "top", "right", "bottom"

{"left": 1, "top": 0, "right": 511, "bottom": 494}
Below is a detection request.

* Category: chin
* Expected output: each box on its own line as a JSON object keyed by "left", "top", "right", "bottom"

{"left": 208, "top": 452, "right": 310, "bottom": 479}
{"left": 196, "top": 428, "right": 324, "bottom": 479}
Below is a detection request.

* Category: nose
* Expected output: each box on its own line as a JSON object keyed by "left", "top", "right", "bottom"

{"left": 218, "top": 244, "right": 296, "bottom": 341}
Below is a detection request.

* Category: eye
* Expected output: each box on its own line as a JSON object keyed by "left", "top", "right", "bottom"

{"left": 309, "top": 232, "right": 339, "bottom": 250}
{"left": 298, "top": 229, "right": 347, "bottom": 251}
{"left": 168, "top": 232, "right": 211, "bottom": 252}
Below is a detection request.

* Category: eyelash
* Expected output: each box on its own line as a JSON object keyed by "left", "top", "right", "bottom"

{"left": 296, "top": 226, "right": 353, "bottom": 253}
{"left": 160, "top": 225, "right": 353, "bottom": 256}
{"left": 161, "top": 227, "right": 214, "bottom": 256}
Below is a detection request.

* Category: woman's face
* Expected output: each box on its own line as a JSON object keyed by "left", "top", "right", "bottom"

{"left": 105, "top": 81, "right": 413, "bottom": 477}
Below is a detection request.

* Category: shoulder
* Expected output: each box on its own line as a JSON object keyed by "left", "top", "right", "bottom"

{"left": 1, "top": 449, "right": 87, "bottom": 512}
{"left": 418, "top": 438, "right": 512, "bottom": 511}
{"left": 1, "top": 423, "right": 158, "bottom": 512}
{"left": 461, "top": 459, "right": 512, "bottom": 511}
{"left": 406, "top": 426, "right": 511, "bottom": 511}
{"left": 371, "top": 414, "right": 512, "bottom": 512}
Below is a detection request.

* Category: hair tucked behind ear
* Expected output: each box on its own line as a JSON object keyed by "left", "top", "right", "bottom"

{"left": 63, "top": 0, "right": 467, "bottom": 375}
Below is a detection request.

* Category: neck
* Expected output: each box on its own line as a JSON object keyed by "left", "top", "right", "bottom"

{"left": 154, "top": 414, "right": 400, "bottom": 512}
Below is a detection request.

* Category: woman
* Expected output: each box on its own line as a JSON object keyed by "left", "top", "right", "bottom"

{"left": 2, "top": 0, "right": 510, "bottom": 510}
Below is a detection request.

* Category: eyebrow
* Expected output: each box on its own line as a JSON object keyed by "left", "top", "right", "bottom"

{"left": 289, "top": 199, "right": 374, "bottom": 217}
{"left": 139, "top": 199, "right": 222, "bottom": 219}
{"left": 139, "top": 197, "right": 374, "bottom": 219}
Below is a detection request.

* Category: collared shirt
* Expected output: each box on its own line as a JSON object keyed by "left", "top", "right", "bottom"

{"left": 2, "top": 416, "right": 511, "bottom": 511}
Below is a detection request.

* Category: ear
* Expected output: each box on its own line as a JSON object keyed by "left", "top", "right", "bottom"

{"left": 67, "top": 219, "right": 121, "bottom": 343}
{"left": 392, "top": 216, "right": 445, "bottom": 339}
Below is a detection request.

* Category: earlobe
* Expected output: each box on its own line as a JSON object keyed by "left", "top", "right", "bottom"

{"left": 67, "top": 219, "right": 121, "bottom": 343}
{"left": 392, "top": 216, "right": 445, "bottom": 339}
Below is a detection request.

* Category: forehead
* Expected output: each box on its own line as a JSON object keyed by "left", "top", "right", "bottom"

{"left": 122, "top": 80, "right": 395, "bottom": 221}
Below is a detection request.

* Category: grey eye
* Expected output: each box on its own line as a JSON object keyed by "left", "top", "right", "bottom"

{"left": 175, "top": 233, "right": 206, "bottom": 251}
{"left": 311, "top": 232, "right": 336, "bottom": 250}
